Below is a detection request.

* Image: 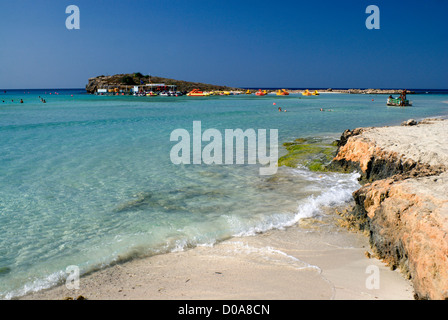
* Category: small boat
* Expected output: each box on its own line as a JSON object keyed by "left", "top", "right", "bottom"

{"left": 312, "top": 90, "right": 320, "bottom": 96}
{"left": 302, "top": 89, "right": 312, "bottom": 96}
{"left": 255, "top": 89, "right": 266, "bottom": 96}
{"left": 146, "top": 92, "right": 158, "bottom": 96}
{"left": 187, "top": 89, "right": 210, "bottom": 96}
{"left": 387, "top": 97, "right": 412, "bottom": 107}
{"left": 276, "top": 89, "right": 289, "bottom": 96}
{"left": 245, "top": 90, "right": 252, "bottom": 95}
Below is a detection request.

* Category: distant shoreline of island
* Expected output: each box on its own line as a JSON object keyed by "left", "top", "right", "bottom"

{"left": 1, "top": 88, "right": 447, "bottom": 95}
{"left": 1, "top": 84, "right": 447, "bottom": 95}
{"left": 82, "top": 73, "right": 448, "bottom": 96}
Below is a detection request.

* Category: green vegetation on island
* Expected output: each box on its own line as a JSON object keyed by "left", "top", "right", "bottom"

{"left": 86, "top": 73, "right": 241, "bottom": 94}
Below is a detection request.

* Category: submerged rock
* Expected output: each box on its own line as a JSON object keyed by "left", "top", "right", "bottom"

{"left": 278, "top": 137, "right": 338, "bottom": 172}
{"left": 0, "top": 267, "right": 11, "bottom": 276}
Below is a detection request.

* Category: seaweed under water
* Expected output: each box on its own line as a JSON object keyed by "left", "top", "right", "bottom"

{"left": 278, "top": 137, "right": 339, "bottom": 172}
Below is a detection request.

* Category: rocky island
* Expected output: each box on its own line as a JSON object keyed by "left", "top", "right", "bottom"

{"left": 330, "top": 118, "right": 448, "bottom": 300}
{"left": 85, "top": 74, "right": 415, "bottom": 96}
{"left": 85, "top": 73, "right": 241, "bottom": 94}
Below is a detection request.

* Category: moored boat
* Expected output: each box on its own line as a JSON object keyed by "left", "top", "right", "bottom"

{"left": 255, "top": 89, "right": 266, "bottom": 96}
{"left": 276, "top": 89, "right": 289, "bottom": 96}
{"left": 187, "top": 89, "right": 210, "bottom": 96}
{"left": 302, "top": 89, "right": 312, "bottom": 96}
{"left": 387, "top": 97, "right": 412, "bottom": 107}
{"left": 387, "top": 90, "right": 412, "bottom": 106}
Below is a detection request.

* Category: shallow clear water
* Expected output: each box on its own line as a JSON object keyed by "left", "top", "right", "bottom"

{"left": 0, "top": 90, "right": 447, "bottom": 298}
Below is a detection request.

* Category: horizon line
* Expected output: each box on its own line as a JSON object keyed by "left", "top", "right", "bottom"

{"left": 2, "top": 87, "right": 448, "bottom": 91}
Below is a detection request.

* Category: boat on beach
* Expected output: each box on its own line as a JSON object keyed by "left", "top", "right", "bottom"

{"left": 255, "top": 89, "right": 266, "bottom": 96}
{"left": 312, "top": 90, "right": 320, "bottom": 96}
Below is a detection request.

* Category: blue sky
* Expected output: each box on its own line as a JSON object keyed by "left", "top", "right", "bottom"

{"left": 0, "top": 0, "right": 447, "bottom": 89}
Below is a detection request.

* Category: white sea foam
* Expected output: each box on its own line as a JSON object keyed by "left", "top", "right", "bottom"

{"left": 224, "top": 241, "right": 321, "bottom": 272}
{"left": 2, "top": 270, "right": 65, "bottom": 300}
{"left": 231, "top": 170, "right": 360, "bottom": 237}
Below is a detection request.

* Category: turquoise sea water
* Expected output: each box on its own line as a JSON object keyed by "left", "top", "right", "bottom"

{"left": 0, "top": 89, "right": 447, "bottom": 299}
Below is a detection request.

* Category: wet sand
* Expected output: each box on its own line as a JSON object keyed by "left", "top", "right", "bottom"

{"left": 22, "top": 213, "right": 414, "bottom": 300}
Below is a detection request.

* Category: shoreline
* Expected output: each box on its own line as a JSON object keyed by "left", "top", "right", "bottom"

{"left": 20, "top": 209, "right": 414, "bottom": 300}
{"left": 85, "top": 74, "right": 423, "bottom": 96}
{"left": 20, "top": 118, "right": 447, "bottom": 301}
{"left": 17, "top": 117, "right": 448, "bottom": 301}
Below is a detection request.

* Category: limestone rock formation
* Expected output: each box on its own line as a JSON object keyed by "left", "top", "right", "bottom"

{"left": 331, "top": 120, "right": 448, "bottom": 300}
